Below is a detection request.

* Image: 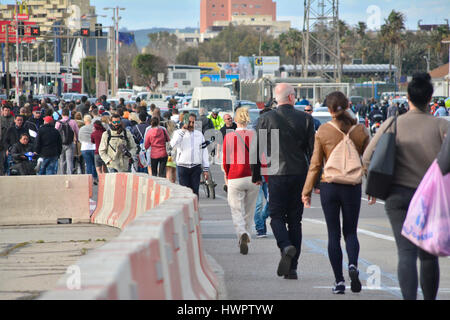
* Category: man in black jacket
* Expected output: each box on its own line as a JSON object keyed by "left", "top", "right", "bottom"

{"left": 34, "top": 116, "right": 62, "bottom": 175}
{"left": 252, "top": 83, "right": 315, "bottom": 280}
{"left": 0, "top": 104, "right": 15, "bottom": 175}
{"left": 3, "top": 115, "right": 27, "bottom": 174}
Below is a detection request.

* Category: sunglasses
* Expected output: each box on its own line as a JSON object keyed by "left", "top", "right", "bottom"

{"left": 305, "top": 109, "right": 313, "bottom": 112}
{"left": 112, "top": 121, "right": 121, "bottom": 125}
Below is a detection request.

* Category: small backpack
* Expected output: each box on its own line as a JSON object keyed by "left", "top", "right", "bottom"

{"left": 57, "top": 120, "right": 75, "bottom": 145}
{"left": 323, "top": 122, "right": 363, "bottom": 185}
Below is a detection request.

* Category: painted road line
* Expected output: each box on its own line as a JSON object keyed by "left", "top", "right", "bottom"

{"left": 303, "top": 218, "right": 395, "bottom": 242}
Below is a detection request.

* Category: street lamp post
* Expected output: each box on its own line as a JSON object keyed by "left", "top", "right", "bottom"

{"left": 104, "top": 7, "right": 125, "bottom": 98}
{"left": 15, "top": 0, "right": 20, "bottom": 104}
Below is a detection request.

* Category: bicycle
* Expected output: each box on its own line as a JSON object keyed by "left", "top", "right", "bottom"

{"left": 200, "top": 165, "right": 216, "bottom": 199}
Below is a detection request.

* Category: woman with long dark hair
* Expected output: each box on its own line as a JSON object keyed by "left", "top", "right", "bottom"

{"left": 302, "top": 91, "right": 370, "bottom": 294}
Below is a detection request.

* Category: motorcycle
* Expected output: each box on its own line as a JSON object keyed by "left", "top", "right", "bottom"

{"left": 370, "top": 114, "right": 384, "bottom": 137}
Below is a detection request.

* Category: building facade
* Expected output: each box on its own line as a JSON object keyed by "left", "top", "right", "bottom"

{"left": 0, "top": 0, "right": 97, "bottom": 33}
{"left": 200, "top": 0, "right": 276, "bottom": 33}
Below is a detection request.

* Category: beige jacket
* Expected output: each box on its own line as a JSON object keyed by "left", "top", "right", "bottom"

{"left": 302, "top": 120, "right": 370, "bottom": 197}
{"left": 99, "top": 128, "right": 137, "bottom": 172}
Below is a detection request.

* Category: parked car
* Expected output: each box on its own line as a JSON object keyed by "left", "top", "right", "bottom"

{"left": 311, "top": 111, "right": 333, "bottom": 125}
{"left": 235, "top": 100, "right": 258, "bottom": 110}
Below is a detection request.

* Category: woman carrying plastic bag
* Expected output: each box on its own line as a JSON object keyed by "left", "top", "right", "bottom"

{"left": 402, "top": 127, "right": 450, "bottom": 257}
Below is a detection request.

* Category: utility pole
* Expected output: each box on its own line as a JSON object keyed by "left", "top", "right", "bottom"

{"left": 115, "top": 6, "right": 119, "bottom": 95}
{"left": 15, "top": 0, "right": 20, "bottom": 104}
{"left": 302, "top": 0, "right": 341, "bottom": 82}
{"left": 5, "top": 25, "right": 10, "bottom": 98}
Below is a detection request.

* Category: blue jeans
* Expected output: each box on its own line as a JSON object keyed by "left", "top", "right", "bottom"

{"left": 39, "top": 157, "right": 59, "bottom": 175}
{"left": 82, "top": 150, "right": 97, "bottom": 179}
{"left": 254, "top": 179, "right": 270, "bottom": 233}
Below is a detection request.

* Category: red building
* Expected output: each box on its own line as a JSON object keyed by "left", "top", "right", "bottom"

{"left": 200, "top": 0, "right": 277, "bottom": 33}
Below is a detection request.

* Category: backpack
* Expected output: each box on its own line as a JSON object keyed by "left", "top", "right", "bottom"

{"left": 323, "top": 122, "right": 363, "bottom": 185}
{"left": 57, "top": 120, "right": 75, "bottom": 145}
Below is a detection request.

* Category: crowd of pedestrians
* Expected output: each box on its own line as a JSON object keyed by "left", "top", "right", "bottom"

{"left": 0, "top": 74, "right": 449, "bottom": 300}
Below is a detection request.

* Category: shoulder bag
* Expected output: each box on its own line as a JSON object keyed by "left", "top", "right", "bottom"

{"left": 365, "top": 115, "right": 397, "bottom": 200}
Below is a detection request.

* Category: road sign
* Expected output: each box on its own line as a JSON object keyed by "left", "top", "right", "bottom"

{"left": 0, "top": 21, "right": 37, "bottom": 43}
{"left": 15, "top": 14, "right": 29, "bottom": 21}
{"left": 65, "top": 73, "right": 73, "bottom": 85}
{"left": 158, "top": 73, "right": 165, "bottom": 82}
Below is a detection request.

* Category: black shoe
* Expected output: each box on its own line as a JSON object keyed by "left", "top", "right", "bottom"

{"left": 284, "top": 270, "right": 298, "bottom": 280}
{"left": 239, "top": 233, "right": 249, "bottom": 255}
{"left": 277, "top": 245, "right": 296, "bottom": 277}
{"left": 332, "top": 281, "right": 346, "bottom": 294}
{"left": 349, "top": 265, "right": 362, "bottom": 293}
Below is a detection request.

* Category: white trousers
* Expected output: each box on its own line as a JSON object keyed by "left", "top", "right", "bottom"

{"left": 227, "top": 176, "right": 259, "bottom": 241}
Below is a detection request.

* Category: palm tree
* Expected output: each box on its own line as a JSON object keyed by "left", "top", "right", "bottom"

{"left": 381, "top": 10, "right": 406, "bottom": 82}
{"left": 279, "top": 29, "right": 303, "bottom": 77}
{"left": 356, "top": 22, "right": 367, "bottom": 40}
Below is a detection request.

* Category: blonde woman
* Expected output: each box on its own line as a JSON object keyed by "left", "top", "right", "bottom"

{"left": 223, "top": 107, "right": 259, "bottom": 255}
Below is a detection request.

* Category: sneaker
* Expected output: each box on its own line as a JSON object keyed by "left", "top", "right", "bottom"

{"left": 256, "top": 231, "right": 267, "bottom": 238}
{"left": 277, "top": 245, "right": 296, "bottom": 277}
{"left": 332, "top": 281, "right": 346, "bottom": 294}
{"left": 239, "top": 233, "right": 249, "bottom": 255}
{"left": 349, "top": 265, "right": 362, "bottom": 293}
{"left": 284, "top": 270, "right": 298, "bottom": 280}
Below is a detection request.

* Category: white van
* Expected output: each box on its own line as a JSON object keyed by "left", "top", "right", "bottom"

{"left": 190, "top": 87, "right": 234, "bottom": 116}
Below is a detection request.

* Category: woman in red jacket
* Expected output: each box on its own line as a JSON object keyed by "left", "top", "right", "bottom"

{"left": 223, "top": 107, "right": 259, "bottom": 255}
{"left": 145, "top": 117, "right": 170, "bottom": 177}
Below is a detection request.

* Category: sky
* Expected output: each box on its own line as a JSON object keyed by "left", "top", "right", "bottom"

{"left": 4, "top": 0, "right": 450, "bottom": 31}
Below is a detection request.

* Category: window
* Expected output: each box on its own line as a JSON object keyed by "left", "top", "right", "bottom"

{"left": 173, "top": 72, "right": 187, "bottom": 80}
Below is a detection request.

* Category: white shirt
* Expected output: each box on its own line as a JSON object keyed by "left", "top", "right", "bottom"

{"left": 170, "top": 129, "right": 209, "bottom": 171}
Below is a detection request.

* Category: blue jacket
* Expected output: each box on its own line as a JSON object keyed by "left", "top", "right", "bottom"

{"left": 434, "top": 107, "right": 449, "bottom": 117}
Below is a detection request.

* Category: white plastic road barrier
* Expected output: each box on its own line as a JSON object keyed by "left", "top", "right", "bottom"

{"left": 0, "top": 175, "right": 92, "bottom": 226}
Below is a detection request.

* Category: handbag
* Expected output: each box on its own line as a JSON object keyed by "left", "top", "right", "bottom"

{"left": 365, "top": 115, "right": 397, "bottom": 200}
{"left": 402, "top": 160, "right": 450, "bottom": 256}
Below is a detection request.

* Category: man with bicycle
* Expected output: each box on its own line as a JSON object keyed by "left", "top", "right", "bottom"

{"left": 170, "top": 113, "right": 210, "bottom": 198}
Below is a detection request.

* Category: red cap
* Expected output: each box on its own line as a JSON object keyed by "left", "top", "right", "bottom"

{"left": 44, "top": 116, "right": 53, "bottom": 123}
{"left": 33, "top": 106, "right": 40, "bottom": 112}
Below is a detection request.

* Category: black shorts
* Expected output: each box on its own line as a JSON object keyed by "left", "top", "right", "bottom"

{"left": 95, "top": 154, "right": 105, "bottom": 167}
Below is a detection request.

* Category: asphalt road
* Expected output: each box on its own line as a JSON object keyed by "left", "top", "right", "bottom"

{"left": 0, "top": 163, "right": 448, "bottom": 301}
{"left": 200, "top": 164, "right": 450, "bottom": 300}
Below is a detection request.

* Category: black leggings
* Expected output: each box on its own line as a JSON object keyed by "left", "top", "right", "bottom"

{"left": 320, "top": 183, "right": 361, "bottom": 283}
{"left": 386, "top": 185, "right": 440, "bottom": 300}
{"left": 150, "top": 157, "right": 168, "bottom": 178}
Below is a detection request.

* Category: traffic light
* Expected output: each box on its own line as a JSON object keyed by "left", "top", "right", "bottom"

{"left": 31, "top": 26, "right": 40, "bottom": 37}
{"left": 81, "top": 28, "right": 90, "bottom": 37}
{"left": 18, "top": 21, "right": 25, "bottom": 36}
{"left": 95, "top": 24, "right": 103, "bottom": 37}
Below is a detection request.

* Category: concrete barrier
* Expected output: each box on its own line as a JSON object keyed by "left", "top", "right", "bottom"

{"left": 40, "top": 173, "right": 219, "bottom": 300}
{"left": 0, "top": 175, "right": 92, "bottom": 226}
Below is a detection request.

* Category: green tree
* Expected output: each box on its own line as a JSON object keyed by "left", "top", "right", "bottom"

{"left": 381, "top": 10, "right": 406, "bottom": 82}
{"left": 176, "top": 47, "right": 200, "bottom": 65}
{"left": 279, "top": 29, "right": 303, "bottom": 76}
{"left": 80, "top": 56, "right": 97, "bottom": 95}
{"left": 132, "top": 54, "right": 167, "bottom": 89}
